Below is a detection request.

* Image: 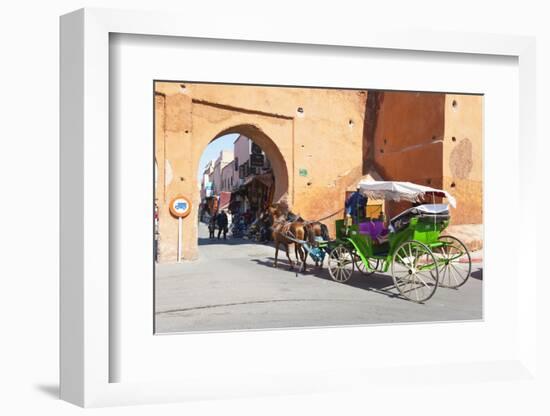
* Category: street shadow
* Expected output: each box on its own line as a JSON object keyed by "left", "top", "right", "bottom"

{"left": 198, "top": 236, "right": 272, "bottom": 247}
{"left": 34, "top": 383, "right": 59, "bottom": 399}
{"left": 251, "top": 257, "right": 302, "bottom": 270}
{"left": 471, "top": 268, "right": 483, "bottom": 280}
{"left": 250, "top": 257, "right": 403, "bottom": 301}
{"left": 313, "top": 268, "right": 402, "bottom": 300}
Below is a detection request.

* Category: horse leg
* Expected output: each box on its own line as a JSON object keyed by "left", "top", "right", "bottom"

{"left": 294, "top": 244, "right": 304, "bottom": 264}
{"left": 273, "top": 241, "right": 279, "bottom": 268}
{"left": 286, "top": 244, "right": 294, "bottom": 270}
{"left": 294, "top": 244, "right": 305, "bottom": 272}
{"left": 300, "top": 245, "right": 307, "bottom": 272}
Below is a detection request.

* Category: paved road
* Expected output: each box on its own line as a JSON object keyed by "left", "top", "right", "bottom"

{"left": 155, "top": 223, "right": 483, "bottom": 333}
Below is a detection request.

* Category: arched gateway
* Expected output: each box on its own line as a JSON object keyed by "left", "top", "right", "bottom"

{"left": 211, "top": 124, "right": 290, "bottom": 203}
{"left": 155, "top": 81, "right": 367, "bottom": 262}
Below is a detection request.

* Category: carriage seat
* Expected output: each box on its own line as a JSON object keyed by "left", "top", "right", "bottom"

{"left": 358, "top": 220, "right": 389, "bottom": 241}
{"left": 389, "top": 204, "right": 450, "bottom": 233}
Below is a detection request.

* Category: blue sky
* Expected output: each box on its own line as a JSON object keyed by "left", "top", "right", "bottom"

{"left": 197, "top": 133, "right": 239, "bottom": 180}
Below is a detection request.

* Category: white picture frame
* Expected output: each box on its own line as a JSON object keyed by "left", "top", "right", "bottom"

{"left": 60, "top": 8, "right": 538, "bottom": 408}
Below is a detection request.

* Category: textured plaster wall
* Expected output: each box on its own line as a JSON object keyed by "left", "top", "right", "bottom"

{"left": 155, "top": 82, "right": 366, "bottom": 262}
{"left": 155, "top": 82, "right": 483, "bottom": 262}
{"left": 371, "top": 91, "right": 483, "bottom": 224}
{"left": 372, "top": 92, "right": 446, "bottom": 219}
{"left": 443, "top": 94, "right": 483, "bottom": 224}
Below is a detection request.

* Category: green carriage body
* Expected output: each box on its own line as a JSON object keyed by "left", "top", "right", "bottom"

{"left": 326, "top": 181, "right": 471, "bottom": 302}
{"left": 334, "top": 214, "right": 449, "bottom": 274}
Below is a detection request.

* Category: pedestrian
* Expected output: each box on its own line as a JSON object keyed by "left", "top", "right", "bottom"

{"left": 216, "top": 210, "right": 228, "bottom": 240}
{"left": 208, "top": 213, "right": 216, "bottom": 239}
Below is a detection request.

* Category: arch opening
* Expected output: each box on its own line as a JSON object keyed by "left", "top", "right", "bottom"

{"left": 209, "top": 124, "right": 289, "bottom": 204}
{"left": 197, "top": 125, "right": 290, "bottom": 243}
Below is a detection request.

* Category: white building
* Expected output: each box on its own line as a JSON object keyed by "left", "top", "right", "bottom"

{"left": 221, "top": 160, "right": 236, "bottom": 192}
{"left": 212, "top": 149, "right": 234, "bottom": 195}
{"left": 233, "top": 135, "right": 271, "bottom": 185}
{"left": 200, "top": 160, "right": 215, "bottom": 201}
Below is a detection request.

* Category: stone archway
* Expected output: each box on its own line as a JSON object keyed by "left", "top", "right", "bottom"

{"left": 155, "top": 89, "right": 295, "bottom": 261}
{"left": 155, "top": 81, "right": 367, "bottom": 262}
{"left": 210, "top": 124, "right": 289, "bottom": 203}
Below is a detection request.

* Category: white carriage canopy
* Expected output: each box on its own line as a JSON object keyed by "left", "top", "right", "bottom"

{"left": 357, "top": 180, "right": 457, "bottom": 208}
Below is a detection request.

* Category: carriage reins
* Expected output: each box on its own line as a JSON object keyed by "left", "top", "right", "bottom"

{"left": 301, "top": 208, "right": 345, "bottom": 223}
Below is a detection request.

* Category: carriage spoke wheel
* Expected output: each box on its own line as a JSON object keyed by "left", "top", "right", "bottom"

{"left": 433, "top": 236, "right": 471, "bottom": 288}
{"left": 392, "top": 240, "right": 439, "bottom": 303}
{"left": 328, "top": 245, "right": 355, "bottom": 283}
{"left": 354, "top": 253, "right": 379, "bottom": 276}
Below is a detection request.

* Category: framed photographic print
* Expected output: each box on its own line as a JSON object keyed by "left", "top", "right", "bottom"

{"left": 152, "top": 80, "right": 484, "bottom": 334}
{"left": 60, "top": 8, "right": 538, "bottom": 408}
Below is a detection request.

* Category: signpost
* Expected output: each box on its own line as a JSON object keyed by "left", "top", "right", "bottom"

{"left": 169, "top": 195, "right": 192, "bottom": 263}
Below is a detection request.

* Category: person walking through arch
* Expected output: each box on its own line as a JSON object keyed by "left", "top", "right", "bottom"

{"left": 208, "top": 213, "right": 216, "bottom": 239}
{"left": 216, "top": 210, "right": 228, "bottom": 240}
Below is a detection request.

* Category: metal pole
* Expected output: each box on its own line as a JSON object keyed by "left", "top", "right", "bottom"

{"left": 177, "top": 216, "right": 182, "bottom": 263}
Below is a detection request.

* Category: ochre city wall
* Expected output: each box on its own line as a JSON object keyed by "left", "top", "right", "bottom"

{"left": 155, "top": 82, "right": 483, "bottom": 263}
{"left": 155, "top": 82, "right": 366, "bottom": 262}
{"left": 369, "top": 91, "right": 483, "bottom": 225}
{"left": 371, "top": 92, "right": 446, "bottom": 219}
{"left": 443, "top": 94, "right": 483, "bottom": 225}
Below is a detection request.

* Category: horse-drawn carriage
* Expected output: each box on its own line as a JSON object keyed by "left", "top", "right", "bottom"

{"left": 323, "top": 180, "right": 472, "bottom": 303}
{"left": 266, "top": 180, "right": 471, "bottom": 303}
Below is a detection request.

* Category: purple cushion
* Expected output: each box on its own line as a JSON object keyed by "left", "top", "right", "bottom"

{"left": 359, "top": 221, "right": 387, "bottom": 239}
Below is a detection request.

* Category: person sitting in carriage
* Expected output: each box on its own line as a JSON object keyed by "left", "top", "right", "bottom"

{"left": 359, "top": 211, "right": 390, "bottom": 245}
{"left": 346, "top": 186, "right": 388, "bottom": 244}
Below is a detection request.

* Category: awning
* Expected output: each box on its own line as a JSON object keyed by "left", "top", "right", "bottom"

{"left": 357, "top": 180, "right": 456, "bottom": 208}
{"left": 243, "top": 173, "right": 274, "bottom": 188}
{"left": 218, "top": 191, "right": 232, "bottom": 210}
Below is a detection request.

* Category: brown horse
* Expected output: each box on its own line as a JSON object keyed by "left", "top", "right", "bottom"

{"left": 264, "top": 202, "right": 330, "bottom": 272}
{"left": 264, "top": 203, "right": 307, "bottom": 270}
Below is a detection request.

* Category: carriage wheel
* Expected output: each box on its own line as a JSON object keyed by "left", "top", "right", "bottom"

{"left": 391, "top": 240, "right": 439, "bottom": 303}
{"left": 433, "top": 236, "right": 471, "bottom": 288}
{"left": 354, "top": 253, "right": 379, "bottom": 276}
{"left": 328, "top": 245, "right": 355, "bottom": 283}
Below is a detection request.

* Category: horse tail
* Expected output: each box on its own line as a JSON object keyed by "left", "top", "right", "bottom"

{"left": 301, "top": 223, "right": 315, "bottom": 245}
{"left": 320, "top": 223, "right": 329, "bottom": 240}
